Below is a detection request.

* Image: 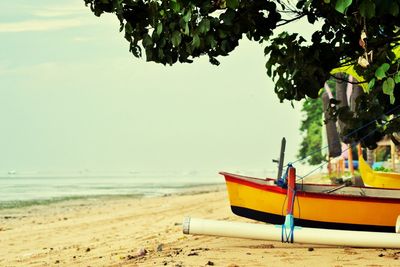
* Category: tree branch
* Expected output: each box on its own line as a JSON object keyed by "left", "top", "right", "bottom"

{"left": 276, "top": 13, "right": 306, "bottom": 27}
{"left": 330, "top": 74, "right": 368, "bottom": 84}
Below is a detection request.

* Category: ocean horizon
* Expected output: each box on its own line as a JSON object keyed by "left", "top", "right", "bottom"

{"left": 0, "top": 169, "right": 277, "bottom": 209}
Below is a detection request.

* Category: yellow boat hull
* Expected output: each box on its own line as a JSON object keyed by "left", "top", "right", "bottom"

{"left": 359, "top": 156, "right": 400, "bottom": 189}
{"left": 221, "top": 172, "right": 400, "bottom": 233}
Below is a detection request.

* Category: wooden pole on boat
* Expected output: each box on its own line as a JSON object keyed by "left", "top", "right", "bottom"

{"left": 391, "top": 140, "right": 396, "bottom": 172}
{"left": 276, "top": 137, "right": 286, "bottom": 180}
{"left": 286, "top": 167, "right": 296, "bottom": 215}
{"left": 282, "top": 166, "right": 296, "bottom": 243}
{"left": 183, "top": 217, "right": 400, "bottom": 248}
{"left": 336, "top": 159, "right": 340, "bottom": 177}
{"left": 348, "top": 145, "right": 354, "bottom": 175}
{"left": 337, "top": 157, "right": 345, "bottom": 178}
{"left": 340, "top": 157, "right": 345, "bottom": 177}
{"left": 357, "top": 144, "right": 362, "bottom": 156}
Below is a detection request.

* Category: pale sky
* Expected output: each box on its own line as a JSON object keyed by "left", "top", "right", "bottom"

{"left": 0, "top": 1, "right": 317, "bottom": 176}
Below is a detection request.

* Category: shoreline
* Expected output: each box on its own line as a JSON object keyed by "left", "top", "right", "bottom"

{"left": 0, "top": 183, "right": 224, "bottom": 210}
{"left": 1, "top": 185, "right": 399, "bottom": 266}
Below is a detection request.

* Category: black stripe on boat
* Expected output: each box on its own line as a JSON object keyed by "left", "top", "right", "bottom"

{"left": 231, "top": 206, "right": 394, "bottom": 233}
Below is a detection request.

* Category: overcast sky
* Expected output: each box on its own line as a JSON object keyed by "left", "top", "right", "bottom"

{"left": 0, "top": 1, "right": 318, "bottom": 176}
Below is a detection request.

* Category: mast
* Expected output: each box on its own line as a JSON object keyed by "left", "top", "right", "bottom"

{"left": 276, "top": 137, "right": 286, "bottom": 180}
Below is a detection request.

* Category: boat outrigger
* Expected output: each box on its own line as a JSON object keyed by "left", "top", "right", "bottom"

{"left": 220, "top": 167, "right": 400, "bottom": 233}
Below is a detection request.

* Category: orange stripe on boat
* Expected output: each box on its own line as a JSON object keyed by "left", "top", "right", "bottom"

{"left": 225, "top": 180, "right": 400, "bottom": 227}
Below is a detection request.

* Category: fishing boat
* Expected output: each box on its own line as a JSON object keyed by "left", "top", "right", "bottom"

{"left": 359, "top": 155, "right": 400, "bottom": 189}
{"left": 220, "top": 170, "right": 400, "bottom": 233}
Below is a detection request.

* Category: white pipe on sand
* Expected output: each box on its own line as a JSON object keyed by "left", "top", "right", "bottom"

{"left": 183, "top": 217, "right": 400, "bottom": 248}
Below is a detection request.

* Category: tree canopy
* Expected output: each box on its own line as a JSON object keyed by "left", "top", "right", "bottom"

{"left": 298, "top": 97, "right": 324, "bottom": 165}
{"left": 84, "top": 0, "right": 400, "bottom": 149}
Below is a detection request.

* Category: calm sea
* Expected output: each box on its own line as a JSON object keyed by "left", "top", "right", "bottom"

{"left": 0, "top": 171, "right": 226, "bottom": 209}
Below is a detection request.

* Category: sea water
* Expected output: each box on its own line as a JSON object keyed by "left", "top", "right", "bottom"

{"left": 0, "top": 171, "right": 224, "bottom": 209}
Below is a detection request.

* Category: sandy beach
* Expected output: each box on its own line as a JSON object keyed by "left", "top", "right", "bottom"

{"left": 1, "top": 186, "right": 400, "bottom": 267}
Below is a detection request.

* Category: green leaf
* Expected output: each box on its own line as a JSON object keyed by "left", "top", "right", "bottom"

{"left": 381, "top": 63, "right": 390, "bottom": 72}
{"left": 375, "top": 63, "right": 390, "bottom": 80}
{"left": 390, "top": 94, "right": 396, "bottom": 104}
{"left": 156, "top": 23, "right": 163, "bottom": 36}
{"left": 142, "top": 34, "right": 153, "bottom": 48}
{"left": 218, "top": 29, "right": 228, "bottom": 39}
{"left": 296, "top": 0, "right": 306, "bottom": 9}
{"left": 171, "top": 1, "right": 180, "bottom": 13}
{"left": 218, "top": 0, "right": 226, "bottom": 8}
{"left": 209, "top": 56, "right": 220, "bottom": 66}
{"left": 307, "top": 13, "right": 316, "bottom": 24}
{"left": 191, "top": 34, "right": 200, "bottom": 49}
{"left": 383, "top": 77, "right": 395, "bottom": 95}
{"left": 221, "top": 40, "right": 228, "bottom": 52}
{"left": 335, "top": 0, "right": 352, "bottom": 13}
{"left": 125, "top": 22, "right": 133, "bottom": 35}
{"left": 183, "top": 22, "right": 190, "bottom": 35}
{"left": 183, "top": 9, "right": 192, "bottom": 23}
{"left": 226, "top": 0, "right": 239, "bottom": 9}
{"left": 391, "top": 3, "right": 399, "bottom": 16}
{"left": 394, "top": 72, "right": 400, "bottom": 83}
{"left": 221, "top": 9, "right": 236, "bottom": 26}
{"left": 171, "top": 31, "right": 181, "bottom": 47}
{"left": 359, "top": 0, "right": 375, "bottom": 18}
{"left": 367, "top": 77, "right": 375, "bottom": 91}
{"left": 198, "top": 18, "right": 210, "bottom": 34}
{"left": 206, "top": 34, "right": 217, "bottom": 48}
{"left": 157, "top": 48, "right": 164, "bottom": 60}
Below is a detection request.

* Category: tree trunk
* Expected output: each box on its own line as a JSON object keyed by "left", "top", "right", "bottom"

{"left": 322, "top": 92, "right": 342, "bottom": 157}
